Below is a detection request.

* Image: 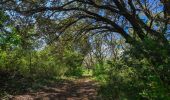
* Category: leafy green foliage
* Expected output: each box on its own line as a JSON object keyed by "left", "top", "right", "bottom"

{"left": 95, "top": 38, "right": 170, "bottom": 99}
{"left": 64, "top": 50, "right": 84, "bottom": 77}
{"left": 0, "top": 1, "right": 170, "bottom": 99}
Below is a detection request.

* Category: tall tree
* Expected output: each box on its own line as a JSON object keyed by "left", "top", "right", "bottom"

{"left": 1, "top": 0, "right": 169, "bottom": 86}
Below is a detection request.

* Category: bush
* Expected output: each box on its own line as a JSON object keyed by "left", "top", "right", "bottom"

{"left": 97, "top": 57, "right": 170, "bottom": 100}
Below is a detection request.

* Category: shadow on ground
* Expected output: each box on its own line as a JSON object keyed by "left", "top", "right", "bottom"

{"left": 1, "top": 75, "right": 99, "bottom": 100}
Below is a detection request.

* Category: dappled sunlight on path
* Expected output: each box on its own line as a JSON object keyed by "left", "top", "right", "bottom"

{"left": 11, "top": 77, "right": 99, "bottom": 100}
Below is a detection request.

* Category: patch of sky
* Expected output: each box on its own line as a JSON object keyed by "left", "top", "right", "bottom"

{"left": 138, "top": 13, "right": 148, "bottom": 23}
{"left": 166, "top": 25, "right": 170, "bottom": 40}
{"left": 34, "top": 37, "right": 47, "bottom": 51}
{"left": 15, "top": 0, "right": 22, "bottom": 5}
{"left": 98, "top": 9, "right": 105, "bottom": 17}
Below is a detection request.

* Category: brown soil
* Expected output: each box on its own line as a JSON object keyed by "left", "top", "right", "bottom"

{"left": 10, "top": 77, "right": 99, "bottom": 100}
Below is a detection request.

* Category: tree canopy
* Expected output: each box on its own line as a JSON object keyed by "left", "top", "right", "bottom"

{"left": 0, "top": 0, "right": 170, "bottom": 99}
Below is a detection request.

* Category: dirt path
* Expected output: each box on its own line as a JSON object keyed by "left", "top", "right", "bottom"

{"left": 11, "top": 77, "right": 99, "bottom": 100}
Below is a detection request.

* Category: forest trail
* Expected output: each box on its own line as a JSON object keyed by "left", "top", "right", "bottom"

{"left": 10, "top": 77, "right": 99, "bottom": 100}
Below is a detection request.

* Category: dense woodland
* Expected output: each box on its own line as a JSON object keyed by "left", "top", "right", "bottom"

{"left": 0, "top": 0, "right": 170, "bottom": 99}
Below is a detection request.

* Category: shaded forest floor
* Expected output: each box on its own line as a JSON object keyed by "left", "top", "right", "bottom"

{"left": 2, "top": 76, "right": 100, "bottom": 100}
